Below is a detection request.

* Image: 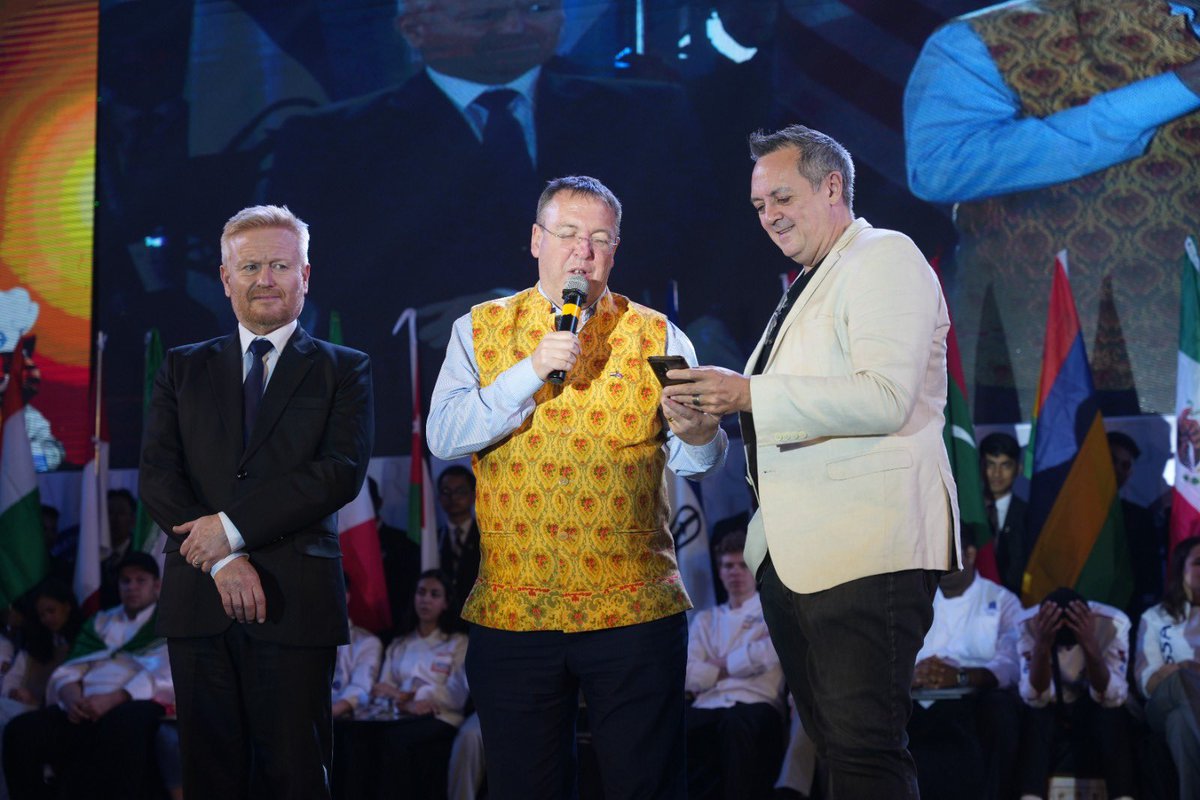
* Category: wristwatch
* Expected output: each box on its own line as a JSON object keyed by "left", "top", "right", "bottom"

{"left": 956, "top": 669, "right": 970, "bottom": 688}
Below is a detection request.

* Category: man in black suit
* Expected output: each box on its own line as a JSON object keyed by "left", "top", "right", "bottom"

{"left": 980, "top": 432, "right": 1030, "bottom": 595}
{"left": 436, "top": 465, "right": 479, "bottom": 616}
{"left": 264, "top": 0, "right": 712, "bottom": 452}
{"left": 139, "top": 205, "right": 374, "bottom": 798}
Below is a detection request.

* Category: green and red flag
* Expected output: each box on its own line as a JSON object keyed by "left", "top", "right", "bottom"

{"left": 933, "top": 258, "right": 994, "bottom": 582}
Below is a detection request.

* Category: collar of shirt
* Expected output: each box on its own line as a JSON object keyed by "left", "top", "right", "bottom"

{"left": 238, "top": 320, "right": 297, "bottom": 381}
{"left": 536, "top": 283, "right": 608, "bottom": 329}
{"left": 426, "top": 65, "right": 540, "bottom": 156}
{"left": 994, "top": 492, "right": 1012, "bottom": 529}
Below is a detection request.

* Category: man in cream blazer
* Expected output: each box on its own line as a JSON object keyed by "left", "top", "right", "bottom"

{"left": 665, "top": 124, "right": 959, "bottom": 799}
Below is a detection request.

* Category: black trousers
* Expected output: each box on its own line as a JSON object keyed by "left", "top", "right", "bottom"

{"left": 686, "top": 702, "right": 785, "bottom": 800}
{"left": 466, "top": 613, "right": 688, "bottom": 800}
{"left": 3, "top": 700, "right": 164, "bottom": 800}
{"left": 168, "top": 625, "right": 336, "bottom": 800}
{"left": 1017, "top": 696, "right": 1135, "bottom": 798}
{"left": 908, "top": 689, "right": 1022, "bottom": 800}
{"left": 759, "top": 558, "right": 937, "bottom": 800}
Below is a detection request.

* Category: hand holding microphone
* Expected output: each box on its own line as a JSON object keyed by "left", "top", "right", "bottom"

{"left": 537, "top": 274, "right": 589, "bottom": 385}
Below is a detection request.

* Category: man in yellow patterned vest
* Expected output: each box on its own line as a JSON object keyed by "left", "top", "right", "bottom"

{"left": 428, "top": 175, "right": 727, "bottom": 799}
{"left": 905, "top": 0, "right": 1200, "bottom": 421}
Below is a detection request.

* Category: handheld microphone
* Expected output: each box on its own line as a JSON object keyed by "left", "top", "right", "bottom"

{"left": 548, "top": 274, "right": 590, "bottom": 385}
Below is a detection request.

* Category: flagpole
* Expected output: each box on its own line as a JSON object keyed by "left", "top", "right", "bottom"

{"left": 92, "top": 332, "right": 106, "bottom": 464}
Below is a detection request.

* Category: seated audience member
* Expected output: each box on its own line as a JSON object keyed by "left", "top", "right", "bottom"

{"left": 980, "top": 432, "right": 1031, "bottom": 594}
{"left": 331, "top": 574, "right": 384, "bottom": 799}
{"left": 685, "top": 531, "right": 786, "bottom": 800}
{"left": 447, "top": 712, "right": 484, "bottom": 800}
{"left": 436, "top": 466, "right": 480, "bottom": 618}
{"left": 347, "top": 569, "right": 468, "bottom": 800}
{"left": 3, "top": 553, "right": 172, "bottom": 799}
{"left": 909, "top": 528, "right": 1023, "bottom": 800}
{"left": 0, "top": 580, "right": 82, "bottom": 800}
{"left": 1134, "top": 535, "right": 1200, "bottom": 799}
{"left": 333, "top": 574, "right": 384, "bottom": 720}
{"left": 1109, "top": 431, "right": 1168, "bottom": 620}
{"left": 1015, "top": 587, "right": 1134, "bottom": 800}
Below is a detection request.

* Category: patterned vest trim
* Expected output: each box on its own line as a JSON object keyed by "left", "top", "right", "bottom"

{"left": 463, "top": 288, "right": 690, "bottom": 632}
{"left": 955, "top": 0, "right": 1200, "bottom": 413}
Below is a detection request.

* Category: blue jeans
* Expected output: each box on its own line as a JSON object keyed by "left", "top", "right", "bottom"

{"left": 759, "top": 557, "right": 937, "bottom": 800}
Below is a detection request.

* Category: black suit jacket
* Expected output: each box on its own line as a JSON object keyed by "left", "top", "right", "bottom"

{"left": 993, "top": 495, "right": 1031, "bottom": 596}
{"left": 264, "top": 66, "right": 713, "bottom": 452}
{"left": 139, "top": 327, "right": 373, "bottom": 646}
{"left": 438, "top": 519, "right": 480, "bottom": 615}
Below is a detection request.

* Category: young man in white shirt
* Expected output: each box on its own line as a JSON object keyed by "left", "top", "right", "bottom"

{"left": 685, "top": 531, "right": 786, "bottom": 800}
{"left": 908, "top": 528, "right": 1023, "bottom": 800}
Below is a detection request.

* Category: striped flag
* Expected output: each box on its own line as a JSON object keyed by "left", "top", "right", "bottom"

{"left": 0, "top": 339, "right": 50, "bottom": 606}
{"left": 395, "top": 309, "right": 438, "bottom": 571}
{"left": 76, "top": 333, "right": 111, "bottom": 615}
{"left": 1021, "top": 253, "right": 1131, "bottom": 607}
{"left": 935, "top": 261, "right": 994, "bottom": 582}
{"left": 329, "top": 311, "right": 392, "bottom": 632}
{"left": 1170, "top": 237, "right": 1200, "bottom": 551}
{"left": 133, "top": 329, "right": 166, "bottom": 569}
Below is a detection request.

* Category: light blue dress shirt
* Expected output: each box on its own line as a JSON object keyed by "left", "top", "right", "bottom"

{"left": 428, "top": 286, "right": 727, "bottom": 478}
{"left": 904, "top": 3, "right": 1200, "bottom": 203}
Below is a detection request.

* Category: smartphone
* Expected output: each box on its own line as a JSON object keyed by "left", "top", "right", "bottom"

{"left": 647, "top": 355, "right": 691, "bottom": 386}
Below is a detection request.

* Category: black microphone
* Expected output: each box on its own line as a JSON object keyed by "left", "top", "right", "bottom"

{"left": 548, "top": 274, "right": 590, "bottom": 385}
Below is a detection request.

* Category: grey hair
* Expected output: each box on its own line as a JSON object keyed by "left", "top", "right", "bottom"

{"left": 221, "top": 205, "right": 310, "bottom": 266}
{"left": 748, "top": 124, "right": 855, "bottom": 213}
{"left": 536, "top": 176, "right": 622, "bottom": 236}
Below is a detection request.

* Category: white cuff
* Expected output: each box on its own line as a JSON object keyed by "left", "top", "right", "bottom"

{"left": 209, "top": 552, "right": 248, "bottom": 577}
{"left": 217, "top": 511, "right": 246, "bottom": 551}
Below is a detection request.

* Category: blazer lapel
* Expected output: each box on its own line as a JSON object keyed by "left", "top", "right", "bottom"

{"left": 239, "top": 327, "right": 316, "bottom": 464}
{"left": 207, "top": 334, "right": 244, "bottom": 451}
{"left": 747, "top": 219, "right": 872, "bottom": 375}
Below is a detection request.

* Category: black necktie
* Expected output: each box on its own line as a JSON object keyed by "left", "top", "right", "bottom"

{"left": 474, "top": 89, "right": 534, "bottom": 181}
{"left": 742, "top": 267, "right": 821, "bottom": 496}
{"left": 243, "top": 338, "right": 273, "bottom": 446}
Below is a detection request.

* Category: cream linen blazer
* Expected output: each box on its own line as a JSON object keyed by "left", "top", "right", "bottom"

{"left": 743, "top": 218, "right": 961, "bottom": 593}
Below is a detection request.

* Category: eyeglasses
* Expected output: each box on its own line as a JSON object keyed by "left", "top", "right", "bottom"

{"left": 536, "top": 223, "right": 619, "bottom": 253}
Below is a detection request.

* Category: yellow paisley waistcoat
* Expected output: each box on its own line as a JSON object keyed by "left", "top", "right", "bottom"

{"left": 462, "top": 288, "right": 691, "bottom": 632}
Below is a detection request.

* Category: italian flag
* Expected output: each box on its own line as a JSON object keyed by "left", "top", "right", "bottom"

{"left": 1171, "top": 237, "right": 1200, "bottom": 551}
{"left": 0, "top": 342, "right": 49, "bottom": 606}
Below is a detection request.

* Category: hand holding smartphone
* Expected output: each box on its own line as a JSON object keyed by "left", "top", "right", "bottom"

{"left": 647, "top": 355, "right": 691, "bottom": 386}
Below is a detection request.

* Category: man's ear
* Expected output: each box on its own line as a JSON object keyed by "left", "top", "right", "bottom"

{"left": 396, "top": 12, "right": 423, "bottom": 48}
{"left": 827, "top": 171, "right": 844, "bottom": 205}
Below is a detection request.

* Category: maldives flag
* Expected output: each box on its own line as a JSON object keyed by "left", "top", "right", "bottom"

{"left": 1022, "top": 253, "right": 1131, "bottom": 608}
{"left": 0, "top": 340, "right": 49, "bottom": 606}
{"left": 934, "top": 260, "right": 994, "bottom": 582}
{"left": 1170, "top": 238, "right": 1200, "bottom": 552}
